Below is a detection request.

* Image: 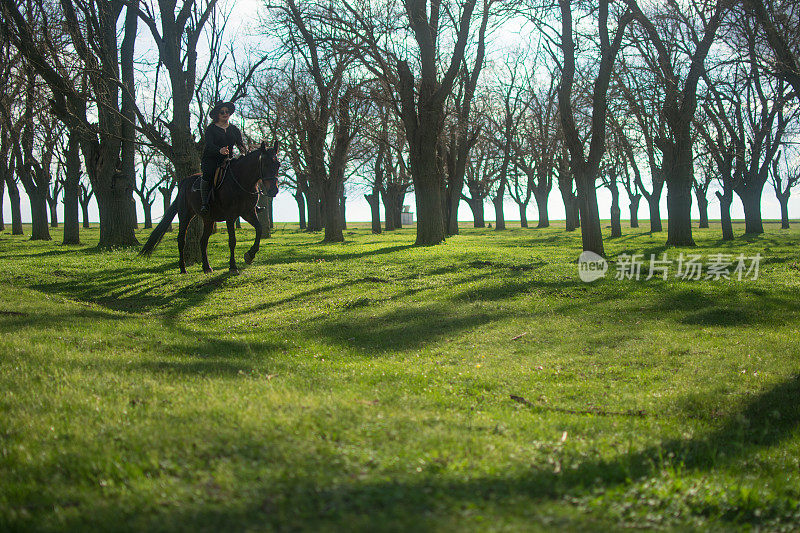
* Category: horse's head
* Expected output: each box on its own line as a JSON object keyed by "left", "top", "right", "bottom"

{"left": 259, "top": 141, "right": 281, "bottom": 197}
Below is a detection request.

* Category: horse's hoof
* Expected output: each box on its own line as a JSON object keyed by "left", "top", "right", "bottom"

{"left": 244, "top": 252, "right": 253, "bottom": 265}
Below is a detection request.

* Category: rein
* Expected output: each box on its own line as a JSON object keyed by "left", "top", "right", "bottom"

{"left": 225, "top": 151, "right": 268, "bottom": 197}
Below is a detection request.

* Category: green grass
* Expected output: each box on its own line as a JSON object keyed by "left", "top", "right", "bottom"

{"left": 1, "top": 220, "right": 799, "bottom": 531}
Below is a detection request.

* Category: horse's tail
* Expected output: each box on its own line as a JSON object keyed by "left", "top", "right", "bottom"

{"left": 139, "top": 186, "right": 183, "bottom": 258}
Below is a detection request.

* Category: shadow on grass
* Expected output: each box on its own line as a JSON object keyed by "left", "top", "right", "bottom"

{"left": 34, "top": 375, "right": 800, "bottom": 531}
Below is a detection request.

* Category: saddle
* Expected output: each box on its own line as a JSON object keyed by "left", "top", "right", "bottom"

{"left": 190, "top": 160, "right": 230, "bottom": 192}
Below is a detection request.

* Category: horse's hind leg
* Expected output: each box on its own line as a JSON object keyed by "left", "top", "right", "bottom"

{"left": 177, "top": 215, "right": 189, "bottom": 274}
{"left": 241, "top": 212, "right": 262, "bottom": 265}
{"left": 226, "top": 219, "right": 239, "bottom": 273}
{"left": 200, "top": 219, "right": 215, "bottom": 273}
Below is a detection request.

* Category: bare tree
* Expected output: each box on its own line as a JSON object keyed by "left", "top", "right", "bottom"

{"left": 622, "top": 0, "right": 727, "bottom": 246}
{"left": 557, "top": 0, "right": 633, "bottom": 255}
{"left": 1, "top": 0, "right": 139, "bottom": 246}
{"left": 770, "top": 150, "right": 800, "bottom": 229}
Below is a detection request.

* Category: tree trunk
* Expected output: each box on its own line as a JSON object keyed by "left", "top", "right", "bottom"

{"left": 518, "top": 202, "right": 528, "bottom": 228}
{"left": 28, "top": 189, "right": 51, "bottom": 240}
{"left": 257, "top": 194, "right": 271, "bottom": 239}
{"left": 696, "top": 191, "right": 709, "bottom": 229}
{"left": 778, "top": 193, "right": 790, "bottom": 229}
{"left": 305, "top": 184, "right": 322, "bottom": 231}
{"left": 716, "top": 190, "right": 734, "bottom": 241}
{"left": 609, "top": 185, "right": 621, "bottom": 238}
{"left": 47, "top": 193, "right": 58, "bottom": 227}
{"left": 0, "top": 176, "right": 4, "bottom": 233}
{"left": 340, "top": 194, "right": 346, "bottom": 230}
{"left": 492, "top": 178, "right": 506, "bottom": 230}
{"left": 80, "top": 200, "right": 91, "bottom": 229}
{"left": 412, "top": 163, "right": 445, "bottom": 244}
{"left": 295, "top": 190, "right": 307, "bottom": 230}
{"left": 446, "top": 176, "right": 463, "bottom": 236}
{"left": 647, "top": 195, "right": 662, "bottom": 233}
{"left": 160, "top": 187, "right": 173, "bottom": 232}
{"left": 95, "top": 183, "right": 139, "bottom": 248}
{"left": 665, "top": 179, "right": 695, "bottom": 246}
{"left": 466, "top": 197, "right": 485, "bottom": 227}
{"left": 8, "top": 179, "right": 23, "bottom": 234}
{"left": 559, "top": 185, "right": 577, "bottom": 232}
{"left": 365, "top": 192, "right": 381, "bottom": 234}
{"left": 629, "top": 195, "right": 641, "bottom": 228}
{"left": 143, "top": 202, "right": 153, "bottom": 229}
{"left": 643, "top": 176, "right": 665, "bottom": 233}
{"left": 533, "top": 189, "right": 549, "bottom": 228}
{"left": 575, "top": 169, "right": 604, "bottom": 255}
{"left": 63, "top": 133, "right": 81, "bottom": 244}
{"left": 739, "top": 187, "right": 764, "bottom": 235}
{"left": 322, "top": 180, "right": 343, "bottom": 242}
{"left": 382, "top": 189, "right": 398, "bottom": 231}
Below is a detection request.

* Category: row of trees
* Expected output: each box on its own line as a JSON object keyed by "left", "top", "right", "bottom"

{"left": 1, "top": 0, "right": 799, "bottom": 255}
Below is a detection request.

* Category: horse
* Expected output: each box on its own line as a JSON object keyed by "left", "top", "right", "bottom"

{"left": 140, "top": 141, "right": 280, "bottom": 274}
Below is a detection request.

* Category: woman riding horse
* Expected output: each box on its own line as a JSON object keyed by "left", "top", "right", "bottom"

{"left": 140, "top": 140, "right": 281, "bottom": 274}
{"left": 200, "top": 101, "right": 246, "bottom": 216}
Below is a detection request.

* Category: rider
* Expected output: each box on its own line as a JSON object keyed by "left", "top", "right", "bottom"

{"left": 200, "top": 101, "right": 246, "bottom": 217}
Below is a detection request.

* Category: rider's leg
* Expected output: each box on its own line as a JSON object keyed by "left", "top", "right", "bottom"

{"left": 199, "top": 159, "right": 214, "bottom": 216}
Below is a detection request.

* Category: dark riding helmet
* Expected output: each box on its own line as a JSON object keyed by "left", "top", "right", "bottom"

{"left": 209, "top": 101, "right": 236, "bottom": 120}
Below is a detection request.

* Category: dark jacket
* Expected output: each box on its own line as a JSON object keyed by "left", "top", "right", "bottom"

{"left": 202, "top": 123, "right": 244, "bottom": 163}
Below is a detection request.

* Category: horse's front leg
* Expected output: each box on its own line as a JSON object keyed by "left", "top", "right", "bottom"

{"left": 241, "top": 212, "right": 262, "bottom": 265}
{"left": 226, "top": 219, "right": 239, "bottom": 274}
{"left": 200, "top": 219, "right": 215, "bottom": 273}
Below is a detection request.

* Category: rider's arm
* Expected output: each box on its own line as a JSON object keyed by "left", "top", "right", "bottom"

{"left": 233, "top": 126, "right": 246, "bottom": 154}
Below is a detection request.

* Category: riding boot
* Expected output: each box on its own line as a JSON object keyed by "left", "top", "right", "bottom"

{"left": 199, "top": 179, "right": 211, "bottom": 217}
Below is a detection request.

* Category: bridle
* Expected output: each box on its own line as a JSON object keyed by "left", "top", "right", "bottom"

{"left": 227, "top": 147, "right": 278, "bottom": 196}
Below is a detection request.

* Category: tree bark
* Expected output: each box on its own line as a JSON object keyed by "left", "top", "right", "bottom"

{"left": 0, "top": 172, "right": 4, "bottom": 233}
{"left": 492, "top": 176, "right": 506, "bottom": 230}
{"left": 365, "top": 192, "right": 381, "bottom": 234}
{"left": 533, "top": 189, "right": 549, "bottom": 228}
{"left": 80, "top": 196, "right": 91, "bottom": 229}
{"left": 142, "top": 202, "right": 153, "bottom": 229}
{"left": 6, "top": 175, "right": 23, "bottom": 235}
{"left": 695, "top": 189, "right": 709, "bottom": 229}
{"left": 665, "top": 177, "right": 695, "bottom": 245}
{"left": 47, "top": 192, "right": 58, "bottom": 227}
{"left": 738, "top": 187, "right": 764, "bottom": 234}
{"left": 62, "top": 132, "right": 81, "bottom": 244}
{"left": 517, "top": 201, "right": 528, "bottom": 228}
{"left": 628, "top": 195, "right": 641, "bottom": 228}
{"left": 466, "top": 197, "right": 485, "bottom": 227}
{"left": 295, "top": 189, "right": 307, "bottom": 230}
{"left": 257, "top": 194, "right": 272, "bottom": 238}
{"left": 159, "top": 186, "right": 173, "bottom": 232}
{"left": 777, "top": 193, "right": 789, "bottom": 229}
{"left": 305, "top": 183, "right": 322, "bottom": 231}
{"left": 322, "top": 179, "right": 343, "bottom": 242}
{"left": 608, "top": 183, "right": 622, "bottom": 238}
{"left": 575, "top": 168, "right": 604, "bottom": 255}
{"left": 716, "top": 189, "right": 734, "bottom": 241}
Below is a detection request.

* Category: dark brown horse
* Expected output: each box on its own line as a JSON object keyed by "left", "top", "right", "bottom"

{"left": 140, "top": 141, "right": 280, "bottom": 273}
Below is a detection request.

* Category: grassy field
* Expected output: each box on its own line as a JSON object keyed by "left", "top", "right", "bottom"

{"left": 1, "top": 220, "right": 799, "bottom": 531}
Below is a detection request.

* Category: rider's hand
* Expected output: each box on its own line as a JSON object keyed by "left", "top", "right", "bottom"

{"left": 220, "top": 147, "right": 229, "bottom": 156}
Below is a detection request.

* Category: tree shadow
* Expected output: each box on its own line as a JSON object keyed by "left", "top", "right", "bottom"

{"left": 39, "top": 375, "right": 800, "bottom": 531}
